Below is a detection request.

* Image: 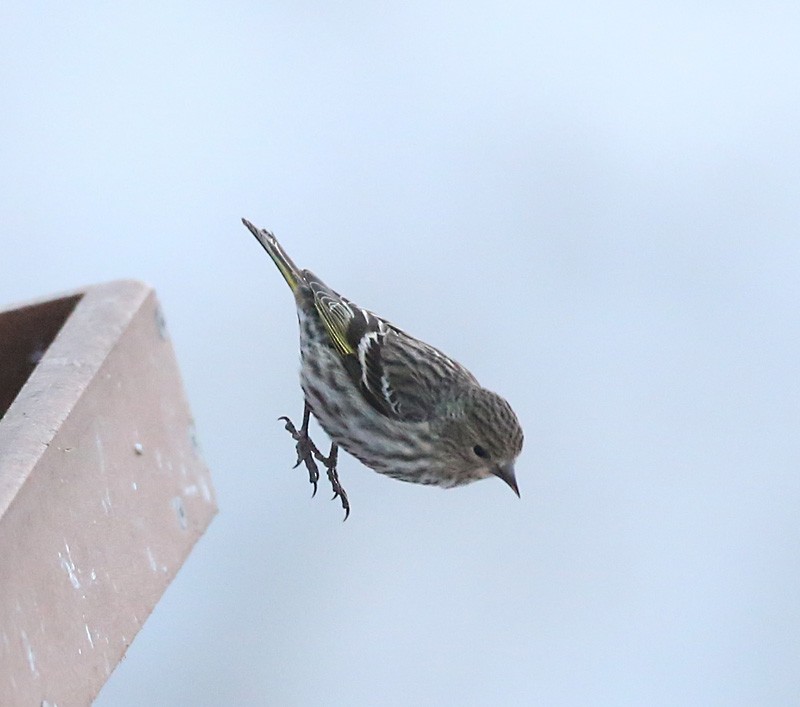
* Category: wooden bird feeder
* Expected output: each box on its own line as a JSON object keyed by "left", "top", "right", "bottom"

{"left": 0, "top": 280, "right": 217, "bottom": 705}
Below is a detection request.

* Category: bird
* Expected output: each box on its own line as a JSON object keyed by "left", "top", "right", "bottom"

{"left": 242, "top": 218, "right": 523, "bottom": 519}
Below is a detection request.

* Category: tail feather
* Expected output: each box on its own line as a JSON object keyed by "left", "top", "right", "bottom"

{"left": 242, "top": 218, "right": 303, "bottom": 293}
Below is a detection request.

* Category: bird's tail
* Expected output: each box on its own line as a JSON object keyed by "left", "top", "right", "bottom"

{"left": 242, "top": 218, "right": 302, "bottom": 293}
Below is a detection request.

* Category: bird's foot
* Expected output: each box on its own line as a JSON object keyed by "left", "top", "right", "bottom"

{"left": 279, "top": 415, "right": 321, "bottom": 496}
{"left": 318, "top": 444, "right": 349, "bottom": 521}
{"left": 278, "top": 405, "right": 350, "bottom": 519}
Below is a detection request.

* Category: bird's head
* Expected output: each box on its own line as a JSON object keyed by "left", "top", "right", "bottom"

{"left": 436, "top": 386, "right": 524, "bottom": 494}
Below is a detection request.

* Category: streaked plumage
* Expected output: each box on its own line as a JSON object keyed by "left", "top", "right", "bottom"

{"left": 243, "top": 218, "right": 523, "bottom": 517}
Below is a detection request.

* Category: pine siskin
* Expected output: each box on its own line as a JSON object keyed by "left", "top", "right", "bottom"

{"left": 243, "top": 219, "right": 523, "bottom": 519}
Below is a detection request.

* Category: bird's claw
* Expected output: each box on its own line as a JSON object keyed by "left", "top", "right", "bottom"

{"left": 322, "top": 450, "right": 350, "bottom": 521}
{"left": 278, "top": 415, "right": 320, "bottom": 493}
{"left": 278, "top": 408, "right": 350, "bottom": 520}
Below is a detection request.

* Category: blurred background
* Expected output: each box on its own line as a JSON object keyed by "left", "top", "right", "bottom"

{"left": 2, "top": 2, "right": 800, "bottom": 704}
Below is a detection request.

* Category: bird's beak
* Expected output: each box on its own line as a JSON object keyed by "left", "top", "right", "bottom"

{"left": 492, "top": 462, "right": 520, "bottom": 497}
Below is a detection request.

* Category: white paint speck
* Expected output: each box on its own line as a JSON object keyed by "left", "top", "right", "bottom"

{"left": 155, "top": 449, "right": 163, "bottom": 469}
{"left": 146, "top": 547, "right": 168, "bottom": 573}
{"left": 59, "top": 543, "right": 81, "bottom": 589}
{"left": 200, "top": 480, "right": 212, "bottom": 503}
{"left": 133, "top": 442, "right": 144, "bottom": 455}
{"left": 95, "top": 433, "right": 106, "bottom": 474}
{"left": 101, "top": 487, "right": 112, "bottom": 514}
{"left": 131, "top": 481, "right": 138, "bottom": 491}
{"left": 183, "top": 484, "right": 198, "bottom": 496}
{"left": 84, "top": 624, "right": 95, "bottom": 649}
{"left": 21, "top": 630, "right": 37, "bottom": 675}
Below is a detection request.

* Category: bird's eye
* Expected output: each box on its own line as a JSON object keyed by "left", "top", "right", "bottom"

{"left": 473, "top": 444, "right": 490, "bottom": 459}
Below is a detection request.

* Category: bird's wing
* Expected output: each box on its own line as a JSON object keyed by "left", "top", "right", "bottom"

{"left": 304, "top": 271, "right": 474, "bottom": 422}
{"left": 305, "top": 273, "right": 357, "bottom": 358}
{"left": 373, "top": 327, "right": 477, "bottom": 421}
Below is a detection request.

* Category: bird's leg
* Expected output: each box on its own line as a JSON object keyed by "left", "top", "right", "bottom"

{"left": 279, "top": 406, "right": 350, "bottom": 519}
{"left": 315, "top": 443, "right": 350, "bottom": 521}
{"left": 279, "top": 403, "right": 321, "bottom": 496}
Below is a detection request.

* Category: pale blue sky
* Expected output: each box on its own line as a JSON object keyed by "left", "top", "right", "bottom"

{"left": 2, "top": 2, "right": 800, "bottom": 704}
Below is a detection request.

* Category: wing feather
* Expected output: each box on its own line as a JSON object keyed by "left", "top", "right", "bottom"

{"left": 303, "top": 270, "right": 474, "bottom": 421}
